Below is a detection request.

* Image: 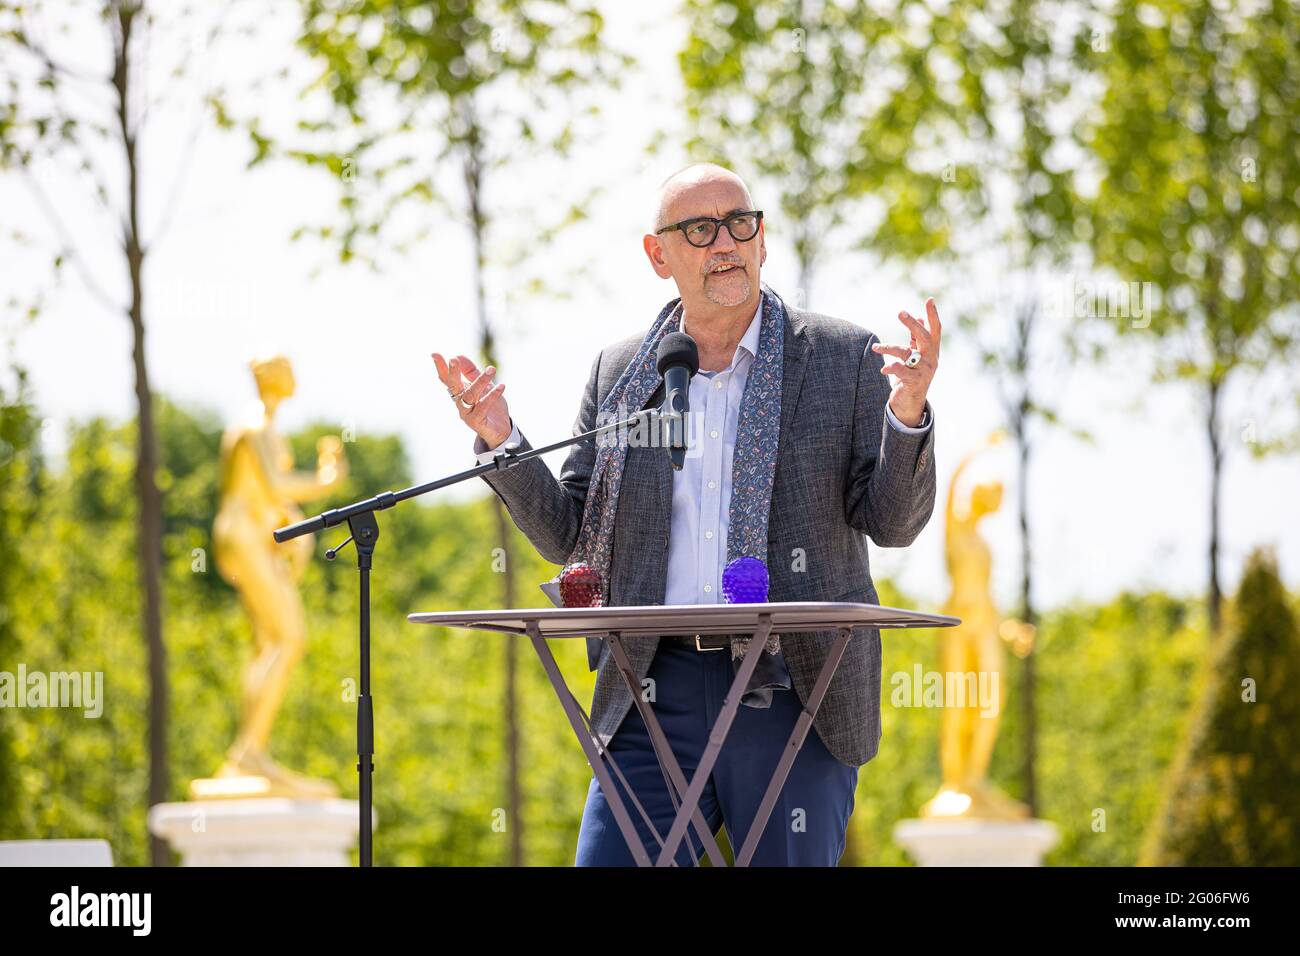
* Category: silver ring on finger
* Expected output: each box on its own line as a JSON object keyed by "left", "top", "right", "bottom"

{"left": 905, "top": 349, "right": 922, "bottom": 368}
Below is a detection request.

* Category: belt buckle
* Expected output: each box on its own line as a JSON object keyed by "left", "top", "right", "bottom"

{"left": 694, "top": 634, "right": 724, "bottom": 652}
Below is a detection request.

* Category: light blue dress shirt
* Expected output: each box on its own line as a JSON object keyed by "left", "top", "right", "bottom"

{"left": 477, "top": 300, "right": 932, "bottom": 602}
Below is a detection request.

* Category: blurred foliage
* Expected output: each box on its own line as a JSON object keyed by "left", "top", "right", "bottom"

{"left": 215, "top": 0, "right": 631, "bottom": 278}
{"left": 3, "top": 398, "right": 1293, "bottom": 865}
{"left": 857, "top": 583, "right": 1224, "bottom": 866}
{"left": 1073, "top": 0, "right": 1300, "bottom": 635}
{"left": 2, "top": 397, "right": 591, "bottom": 866}
{"left": 0, "top": 365, "right": 42, "bottom": 835}
{"left": 678, "top": 0, "right": 1082, "bottom": 300}
{"left": 1141, "top": 548, "right": 1300, "bottom": 865}
{"left": 1079, "top": 0, "right": 1300, "bottom": 387}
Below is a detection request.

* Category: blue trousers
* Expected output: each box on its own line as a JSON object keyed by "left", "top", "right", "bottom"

{"left": 574, "top": 640, "right": 859, "bottom": 866}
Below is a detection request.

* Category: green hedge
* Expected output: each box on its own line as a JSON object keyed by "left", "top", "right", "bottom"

{"left": 2, "top": 398, "right": 1292, "bottom": 865}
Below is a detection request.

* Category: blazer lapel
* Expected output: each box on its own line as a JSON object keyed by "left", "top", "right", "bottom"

{"left": 618, "top": 382, "right": 673, "bottom": 606}
{"left": 778, "top": 304, "right": 811, "bottom": 450}
{"left": 642, "top": 378, "right": 673, "bottom": 526}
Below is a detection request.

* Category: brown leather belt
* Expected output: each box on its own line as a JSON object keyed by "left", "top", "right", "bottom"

{"left": 664, "top": 634, "right": 732, "bottom": 652}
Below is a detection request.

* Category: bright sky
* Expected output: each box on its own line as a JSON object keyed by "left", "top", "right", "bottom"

{"left": 3, "top": 1, "right": 1297, "bottom": 613}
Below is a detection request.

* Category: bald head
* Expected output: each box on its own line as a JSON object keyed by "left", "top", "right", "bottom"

{"left": 643, "top": 161, "right": 766, "bottom": 317}
{"left": 652, "top": 163, "right": 756, "bottom": 233}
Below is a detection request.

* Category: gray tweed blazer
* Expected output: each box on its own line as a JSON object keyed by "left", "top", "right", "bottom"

{"left": 480, "top": 302, "right": 936, "bottom": 767}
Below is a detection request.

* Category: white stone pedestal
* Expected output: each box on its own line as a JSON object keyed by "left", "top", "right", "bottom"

{"left": 893, "top": 818, "right": 1059, "bottom": 866}
{"left": 148, "top": 798, "right": 374, "bottom": 866}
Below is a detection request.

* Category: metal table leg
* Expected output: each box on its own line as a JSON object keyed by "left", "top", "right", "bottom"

{"left": 526, "top": 623, "right": 652, "bottom": 867}
{"left": 605, "top": 633, "right": 728, "bottom": 867}
{"left": 734, "top": 626, "right": 853, "bottom": 866}
{"left": 653, "top": 614, "right": 775, "bottom": 866}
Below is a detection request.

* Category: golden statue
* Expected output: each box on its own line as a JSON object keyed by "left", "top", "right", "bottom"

{"left": 191, "top": 355, "right": 347, "bottom": 800}
{"left": 920, "top": 431, "right": 1033, "bottom": 821}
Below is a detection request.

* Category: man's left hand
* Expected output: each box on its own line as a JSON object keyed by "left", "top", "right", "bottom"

{"left": 874, "top": 297, "right": 942, "bottom": 427}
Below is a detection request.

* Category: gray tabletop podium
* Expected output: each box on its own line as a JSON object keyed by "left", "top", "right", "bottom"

{"left": 408, "top": 601, "right": 959, "bottom": 867}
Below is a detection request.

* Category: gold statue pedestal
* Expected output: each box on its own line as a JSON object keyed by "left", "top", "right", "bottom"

{"left": 148, "top": 798, "right": 375, "bottom": 867}
{"left": 918, "top": 782, "right": 1032, "bottom": 821}
{"left": 188, "top": 755, "right": 339, "bottom": 801}
{"left": 893, "top": 816, "right": 1059, "bottom": 866}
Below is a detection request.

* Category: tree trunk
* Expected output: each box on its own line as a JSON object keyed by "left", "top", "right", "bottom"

{"left": 113, "top": 0, "right": 170, "bottom": 867}
{"left": 1206, "top": 377, "right": 1224, "bottom": 637}
{"left": 463, "top": 115, "right": 523, "bottom": 867}
{"left": 1014, "top": 413, "right": 1037, "bottom": 817}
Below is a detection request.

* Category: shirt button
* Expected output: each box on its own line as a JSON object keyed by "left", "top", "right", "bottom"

{"left": 705, "top": 530, "right": 713, "bottom": 539}
{"left": 703, "top": 584, "right": 712, "bottom": 593}
{"left": 715, "top": 380, "right": 723, "bottom": 389}
{"left": 710, "top": 429, "right": 719, "bottom": 438}
{"left": 707, "top": 480, "right": 716, "bottom": 489}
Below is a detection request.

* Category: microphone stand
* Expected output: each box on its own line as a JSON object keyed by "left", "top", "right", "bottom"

{"left": 272, "top": 408, "right": 660, "bottom": 866}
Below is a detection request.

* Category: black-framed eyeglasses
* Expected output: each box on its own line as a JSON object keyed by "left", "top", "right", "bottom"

{"left": 655, "top": 210, "right": 764, "bottom": 248}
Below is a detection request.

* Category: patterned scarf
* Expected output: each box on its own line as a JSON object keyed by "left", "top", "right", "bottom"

{"left": 568, "top": 286, "right": 792, "bottom": 706}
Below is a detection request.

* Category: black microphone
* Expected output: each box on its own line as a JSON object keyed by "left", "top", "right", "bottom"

{"left": 656, "top": 331, "right": 699, "bottom": 471}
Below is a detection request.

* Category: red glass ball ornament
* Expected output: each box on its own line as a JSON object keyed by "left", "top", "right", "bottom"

{"left": 560, "top": 562, "right": 604, "bottom": 608}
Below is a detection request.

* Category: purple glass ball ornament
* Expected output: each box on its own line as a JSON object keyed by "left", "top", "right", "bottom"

{"left": 722, "top": 556, "right": 769, "bottom": 604}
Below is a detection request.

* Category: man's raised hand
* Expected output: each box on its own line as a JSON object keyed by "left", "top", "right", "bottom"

{"left": 431, "top": 352, "right": 513, "bottom": 448}
{"left": 872, "top": 297, "right": 942, "bottom": 428}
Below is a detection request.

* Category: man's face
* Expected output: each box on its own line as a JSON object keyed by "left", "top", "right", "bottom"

{"left": 644, "top": 178, "right": 766, "bottom": 312}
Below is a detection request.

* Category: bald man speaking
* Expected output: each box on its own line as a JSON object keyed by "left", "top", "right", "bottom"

{"left": 432, "top": 163, "right": 940, "bottom": 866}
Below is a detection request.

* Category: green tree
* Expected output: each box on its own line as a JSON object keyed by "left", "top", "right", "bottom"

{"left": 1077, "top": 0, "right": 1300, "bottom": 637}
{"left": 679, "top": 0, "right": 1005, "bottom": 303}
{"left": 214, "top": 0, "right": 627, "bottom": 866}
{"left": 0, "top": 0, "right": 239, "bottom": 864}
{"left": 1141, "top": 548, "right": 1300, "bottom": 865}
{"left": 0, "top": 364, "right": 42, "bottom": 833}
{"left": 908, "top": 0, "right": 1091, "bottom": 817}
